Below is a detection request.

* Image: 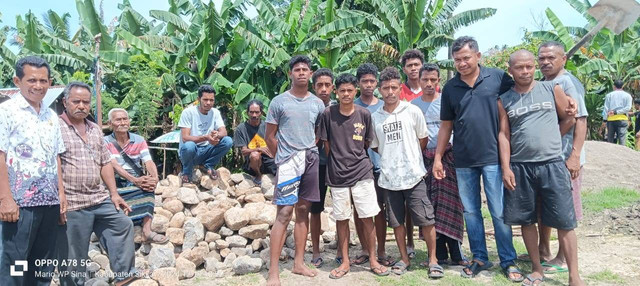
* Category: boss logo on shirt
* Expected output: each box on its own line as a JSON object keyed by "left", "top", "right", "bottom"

{"left": 353, "top": 123, "right": 365, "bottom": 141}
{"left": 507, "top": 101, "right": 553, "bottom": 118}
{"left": 383, "top": 121, "right": 403, "bottom": 143}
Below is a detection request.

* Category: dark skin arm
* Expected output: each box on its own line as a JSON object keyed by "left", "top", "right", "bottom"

{"left": 553, "top": 85, "right": 576, "bottom": 135}
{"left": 101, "top": 163, "right": 132, "bottom": 215}
{"left": 567, "top": 117, "right": 586, "bottom": 179}
{"left": 57, "top": 156, "right": 67, "bottom": 224}
{"left": 265, "top": 123, "right": 278, "bottom": 159}
{"left": 240, "top": 146, "right": 273, "bottom": 158}
{"left": 0, "top": 151, "right": 19, "bottom": 222}
{"left": 497, "top": 100, "right": 516, "bottom": 191}
{"left": 419, "top": 137, "right": 427, "bottom": 151}
{"left": 432, "top": 120, "right": 454, "bottom": 180}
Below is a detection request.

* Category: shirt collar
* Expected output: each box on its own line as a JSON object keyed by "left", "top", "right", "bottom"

{"left": 60, "top": 111, "right": 96, "bottom": 131}
{"left": 110, "top": 131, "right": 134, "bottom": 143}
{"left": 453, "top": 65, "right": 491, "bottom": 88}
{"left": 16, "top": 93, "right": 44, "bottom": 115}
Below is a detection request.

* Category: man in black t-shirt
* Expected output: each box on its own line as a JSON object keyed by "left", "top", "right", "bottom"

{"left": 233, "top": 100, "right": 276, "bottom": 185}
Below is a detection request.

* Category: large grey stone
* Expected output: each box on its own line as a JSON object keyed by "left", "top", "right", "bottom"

{"left": 238, "top": 224, "right": 269, "bottom": 240}
{"left": 232, "top": 256, "right": 263, "bottom": 275}
{"left": 198, "top": 209, "right": 225, "bottom": 232}
{"left": 177, "top": 187, "right": 200, "bottom": 205}
{"left": 148, "top": 248, "right": 176, "bottom": 270}
{"left": 224, "top": 207, "right": 249, "bottom": 230}
{"left": 175, "top": 258, "right": 196, "bottom": 280}
{"left": 150, "top": 267, "right": 179, "bottom": 286}
{"left": 162, "top": 200, "right": 184, "bottom": 214}
{"left": 182, "top": 218, "right": 205, "bottom": 250}
{"left": 225, "top": 235, "right": 248, "bottom": 248}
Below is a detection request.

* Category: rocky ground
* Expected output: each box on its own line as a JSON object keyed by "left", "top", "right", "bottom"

{"left": 63, "top": 141, "right": 640, "bottom": 285}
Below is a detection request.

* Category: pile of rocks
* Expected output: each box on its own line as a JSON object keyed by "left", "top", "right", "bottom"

{"left": 77, "top": 168, "right": 337, "bottom": 286}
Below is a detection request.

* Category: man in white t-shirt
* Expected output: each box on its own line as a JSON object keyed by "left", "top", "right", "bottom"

{"left": 370, "top": 67, "right": 443, "bottom": 278}
{"left": 178, "top": 84, "right": 232, "bottom": 183}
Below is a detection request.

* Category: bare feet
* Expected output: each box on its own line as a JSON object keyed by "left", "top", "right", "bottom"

{"left": 292, "top": 263, "right": 318, "bottom": 277}
{"left": 266, "top": 271, "right": 281, "bottom": 286}
{"left": 569, "top": 277, "right": 586, "bottom": 286}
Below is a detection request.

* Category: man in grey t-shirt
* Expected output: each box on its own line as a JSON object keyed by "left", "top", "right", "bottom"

{"left": 265, "top": 55, "right": 325, "bottom": 285}
{"left": 178, "top": 84, "right": 232, "bottom": 183}
{"left": 498, "top": 50, "right": 583, "bottom": 286}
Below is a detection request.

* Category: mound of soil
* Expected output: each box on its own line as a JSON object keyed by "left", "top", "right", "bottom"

{"left": 582, "top": 141, "right": 640, "bottom": 192}
{"left": 585, "top": 203, "right": 640, "bottom": 237}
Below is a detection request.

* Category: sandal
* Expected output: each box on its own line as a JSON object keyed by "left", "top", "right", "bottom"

{"left": 371, "top": 265, "right": 390, "bottom": 276}
{"left": 461, "top": 260, "right": 493, "bottom": 278}
{"left": 377, "top": 255, "right": 397, "bottom": 267}
{"left": 329, "top": 268, "right": 349, "bottom": 279}
{"left": 407, "top": 247, "right": 416, "bottom": 259}
{"left": 504, "top": 265, "right": 525, "bottom": 282}
{"left": 428, "top": 264, "right": 445, "bottom": 279}
{"left": 145, "top": 231, "right": 169, "bottom": 244}
{"left": 207, "top": 169, "right": 219, "bottom": 181}
{"left": 352, "top": 254, "right": 369, "bottom": 265}
{"left": 541, "top": 262, "right": 568, "bottom": 274}
{"left": 181, "top": 174, "right": 191, "bottom": 184}
{"left": 391, "top": 260, "right": 410, "bottom": 275}
{"left": 311, "top": 257, "right": 324, "bottom": 268}
{"left": 335, "top": 256, "right": 343, "bottom": 265}
{"left": 521, "top": 274, "right": 545, "bottom": 285}
{"left": 251, "top": 177, "right": 262, "bottom": 186}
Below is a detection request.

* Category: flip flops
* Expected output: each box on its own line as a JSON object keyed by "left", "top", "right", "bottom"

{"left": 428, "top": 264, "right": 445, "bottom": 279}
{"left": 145, "top": 231, "right": 169, "bottom": 244}
{"left": 504, "top": 265, "right": 525, "bottom": 282}
{"left": 391, "top": 261, "right": 410, "bottom": 275}
{"left": 311, "top": 257, "right": 324, "bottom": 268}
{"left": 371, "top": 265, "right": 390, "bottom": 276}
{"left": 377, "top": 255, "right": 397, "bottom": 267}
{"left": 407, "top": 246, "right": 416, "bottom": 259}
{"left": 542, "top": 262, "right": 568, "bottom": 274}
{"left": 329, "top": 268, "right": 349, "bottom": 279}
{"left": 521, "top": 274, "right": 545, "bottom": 286}
{"left": 461, "top": 260, "right": 493, "bottom": 278}
{"left": 207, "top": 169, "right": 219, "bottom": 181}
{"left": 352, "top": 254, "right": 369, "bottom": 265}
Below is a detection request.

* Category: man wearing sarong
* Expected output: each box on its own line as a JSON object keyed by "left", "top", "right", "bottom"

{"left": 104, "top": 108, "right": 167, "bottom": 244}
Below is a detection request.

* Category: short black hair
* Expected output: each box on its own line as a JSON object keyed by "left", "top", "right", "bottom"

{"left": 15, "top": 56, "right": 51, "bottom": 79}
{"left": 419, "top": 63, "right": 440, "bottom": 78}
{"left": 613, "top": 80, "right": 624, "bottom": 89}
{"left": 401, "top": 49, "right": 425, "bottom": 67}
{"left": 539, "top": 41, "right": 565, "bottom": 52}
{"left": 63, "top": 81, "right": 92, "bottom": 100}
{"left": 334, "top": 73, "right": 358, "bottom": 90}
{"left": 288, "top": 55, "right": 312, "bottom": 70}
{"left": 198, "top": 84, "right": 215, "bottom": 98}
{"left": 246, "top": 99, "right": 264, "bottom": 112}
{"left": 452, "top": 36, "right": 479, "bottom": 54}
{"left": 312, "top": 68, "right": 334, "bottom": 84}
{"left": 379, "top": 67, "right": 402, "bottom": 84}
{"left": 634, "top": 98, "right": 640, "bottom": 105}
{"left": 356, "top": 63, "right": 378, "bottom": 81}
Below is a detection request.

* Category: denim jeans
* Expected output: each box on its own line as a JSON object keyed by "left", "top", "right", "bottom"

{"left": 607, "top": 120, "right": 628, "bottom": 146}
{"left": 179, "top": 136, "right": 233, "bottom": 176}
{"left": 456, "top": 164, "right": 516, "bottom": 269}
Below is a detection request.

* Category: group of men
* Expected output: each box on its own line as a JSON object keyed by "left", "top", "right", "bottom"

{"left": 261, "top": 37, "right": 588, "bottom": 286}
{"left": 0, "top": 35, "right": 593, "bottom": 286}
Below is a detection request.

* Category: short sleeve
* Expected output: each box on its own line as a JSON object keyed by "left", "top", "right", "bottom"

{"left": 318, "top": 108, "right": 330, "bottom": 142}
{"left": 364, "top": 110, "right": 374, "bottom": 143}
{"left": 139, "top": 140, "right": 153, "bottom": 162}
{"left": 177, "top": 108, "right": 192, "bottom": 128}
{"left": 233, "top": 124, "right": 248, "bottom": 148}
{"left": 97, "top": 131, "right": 112, "bottom": 166}
{"left": 413, "top": 106, "right": 429, "bottom": 139}
{"left": 265, "top": 98, "right": 280, "bottom": 125}
{"left": 55, "top": 118, "right": 66, "bottom": 155}
{"left": 213, "top": 109, "right": 225, "bottom": 130}
{"left": 370, "top": 116, "right": 379, "bottom": 149}
{"left": 104, "top": 142, "right": 119, "bottom": 160}
{"left": 0, "top": 107, "right": 10, "bottom": 153}
{"left": 499, "top": 71, "right": 515, "bottom": 94}
{"left": 440, "top": 86, "right": 455, "bottom": 121}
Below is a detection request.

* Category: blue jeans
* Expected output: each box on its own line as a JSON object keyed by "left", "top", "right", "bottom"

{"left": 456, "top": 164, "right": 516, "bottom": 269}
{"left": 179, "top": 136, "right": 233, "bottom": 176}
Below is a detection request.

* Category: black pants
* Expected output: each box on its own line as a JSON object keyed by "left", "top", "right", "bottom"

{"left": 1, "top": 205, "right": 60, "bottom": 286}
{"left": 436, "top": 235, "right": 465, "bottom": 263}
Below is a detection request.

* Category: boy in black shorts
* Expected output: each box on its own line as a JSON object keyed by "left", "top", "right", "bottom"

{"left": 498, "top": 50, "right": 584, "bottom": 286}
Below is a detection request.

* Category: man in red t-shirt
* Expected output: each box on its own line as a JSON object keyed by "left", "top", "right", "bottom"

{"left": 400, "top": 49, "right": 425, "bottom": 102}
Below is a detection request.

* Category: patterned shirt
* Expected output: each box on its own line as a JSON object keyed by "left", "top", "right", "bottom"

{"left": 104, "top": 132, "right": 153, "bottom": 178}
{"left": 59, "top": 113, "right": 111, "bottom": 211}
{"left": 0, "top": 95, "right": 65, "bottom": 207}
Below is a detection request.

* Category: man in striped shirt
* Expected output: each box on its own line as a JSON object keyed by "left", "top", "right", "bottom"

{"left": 105, "top": 108, "right": 166, "bottom": 244}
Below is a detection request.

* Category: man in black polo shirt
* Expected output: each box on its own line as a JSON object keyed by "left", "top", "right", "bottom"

{"left": 432, "top": 36, "right": 523, "bottom": 281}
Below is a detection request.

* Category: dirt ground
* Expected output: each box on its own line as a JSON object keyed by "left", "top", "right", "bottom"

{"left": 183, "top": 141, "right": 640, "bottom": 285}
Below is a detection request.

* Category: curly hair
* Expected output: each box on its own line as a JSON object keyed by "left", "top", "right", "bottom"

{"left": 335, "top": 73, "right": 358, "bottom": 89}
{"left": 356, "top": 63, "right": 378, "bottom": 81}
{"left": 379, "top": 67, "right": 402, "bottom": 84}
{"left": 288, "top": 55, "right": 312, "bottom": 70}
{"left": 401, "top": 49, "right": 425, "bottom": 67}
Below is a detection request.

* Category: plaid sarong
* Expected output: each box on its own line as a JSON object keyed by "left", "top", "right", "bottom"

{"left": 116, "top": 179, "right": 155, "bottom": 226}
{"left": 424, "top": 145, "right": 464, "bottom": 242}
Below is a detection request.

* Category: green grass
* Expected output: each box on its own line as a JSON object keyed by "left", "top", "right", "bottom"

{"left": 481, "top": 206, "right": 491, "bottom": 220}
{"left": 586, "top": 269, "right": 625, "bottom": 284}
{"left": 582, "top": 187, "right": 640, "bottom": 213}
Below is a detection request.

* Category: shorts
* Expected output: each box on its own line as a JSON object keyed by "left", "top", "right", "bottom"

{"left": 273, "top": 150, "right": 320, "bottom": 205}
{"left": 384, "top": 179, "right": 435, "bottom": 228}
{"left": 571, "top": 167, "right": 583, "bottom": 221}
{"left": 310, "top": 164, "right": 328, "bottom": 214}
{"left": 330, "top": 179, "right": 381, "bottom": 221}
{"left": 243, "top": 155, "right": 277, "bottom": 176}
{"left": 504, "top": 159, "right": 577, "bottom": 230}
